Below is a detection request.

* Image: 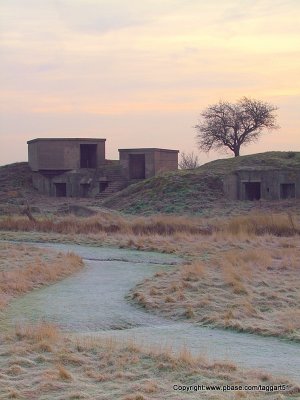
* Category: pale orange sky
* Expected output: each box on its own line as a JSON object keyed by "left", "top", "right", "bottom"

{"left": 0, "top": 0, "right": 299, "bottom": 165}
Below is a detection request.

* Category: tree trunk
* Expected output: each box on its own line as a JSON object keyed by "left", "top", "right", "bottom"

{"left": 233, "top": 147, "right": 240, "bottom": 157}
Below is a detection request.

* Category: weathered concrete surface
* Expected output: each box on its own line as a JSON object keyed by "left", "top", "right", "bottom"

{"left": 28, "top": 139, "right": 179, "bottom": 197}
{"left": 28, "top": 138, "right": 106, "bottom": 171}
{"left": 119, "top": 148, "right": 179, "bottom": 180}
{"left": 223, "top": 167, "right": 300, "bottom": 200}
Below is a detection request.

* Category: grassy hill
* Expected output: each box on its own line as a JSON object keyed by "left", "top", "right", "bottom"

{"left": 0, "top": 152, "right": 299, "bottom": 217}
{"left": 0, "top": 162, "right": 39, "bottom": 216}
{"left": 103, "top": 151, "right": 300, "bottom": 215}
{"left": 0, "top": 162, "right": 33, "bottom": 201}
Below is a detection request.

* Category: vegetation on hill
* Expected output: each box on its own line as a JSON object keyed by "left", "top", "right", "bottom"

{"left": 103, "top": 152, "right": 300, "bottom": 215}
{"left": 0, "top": 162, "right": 32, "bottom": 193}
{"left": 0, "top": 162, "right": 33, "bottom": 212}
{"left": 0, "top": 152, "right": 299, "bottom": 216}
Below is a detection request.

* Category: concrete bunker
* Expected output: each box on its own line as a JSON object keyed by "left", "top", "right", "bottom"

{"left": 28, "top": 139, "right": 179, "bottom": 198}
{"left": 99, "top": 181, "right": 109, "bottom": 192}
{"left": 80, "top": 183, "right": 90, "bottom": 197}
{"left": 80, "top": 144, "right": 97, "bottom": 168}
{"left": 55, "top": 183, "right": 67, "bottom": 197}
{"left": 129, "top": 154, "right": 146, "bottom": 179}
{"left": 244, "top": 181, "right": 261, "bottom": 201}
{"left": 119, "top": 148, "right": 179, "bottom": 181}
{"left": 280, "top": 183, "right": 295, "bottom": 199}
{"left": 27, "top": 138, "right": 106, "bottom": 172}
{"left": 223, "top": 167, "right": 300, "bottom": 201}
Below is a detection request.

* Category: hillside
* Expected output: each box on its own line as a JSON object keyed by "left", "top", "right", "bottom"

{"left": 0, "top": 152, "right": 300, "bottom": 217}
{"left": 0, "top": 162, "right": 34, "bottom": 212}
{"left": 103, "top": 151, "right": 300, "bottom": 215}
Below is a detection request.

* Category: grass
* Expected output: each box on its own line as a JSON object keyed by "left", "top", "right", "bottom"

{"left": 0, "top": 213, "right": 212, "bottom": 235}
{"left": 1, "top": 211, "right": 298, "bottom": 340}
{"left": 0, "top": 323, "right": 298, "bottom": 399}
{"left": 222, "top": 213, "right": 299, "bottom": 236}
{"left": 0, "top": 210, "right": 299, "bottom": 339}
{"left": 0, "top": 211, "right": 299, "bottom": 237}
{"left": 129, "top": 243, "right": 300, "bottom": 341}
{"left": 0, "top": 243, "right": 83, "bottom": 310}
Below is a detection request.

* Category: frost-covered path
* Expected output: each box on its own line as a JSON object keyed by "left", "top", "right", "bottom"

{"left": 4, "top": 243, "right": 300, "bottom": 383}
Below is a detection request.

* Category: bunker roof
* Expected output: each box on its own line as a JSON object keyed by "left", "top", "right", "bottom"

{"left": 235, "top": 166, "right": 300, "bottom": 172}
{"left": 27, "top": 138, "right": 106, "bottom": 144}
{"left": 118, "top": 148, "right": 179, "bottom": 153}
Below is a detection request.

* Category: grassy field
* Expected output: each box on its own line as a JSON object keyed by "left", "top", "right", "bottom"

{"left": 1, "top": 240, "right": 298, "bottom": 399}
{"left": 0, "top": 323, "right": 298, "bottom": 400}
{"left": 0, "top": 211, "right": 299, "bottom": 340}
{"left": 129, "top": 239, "right": 300, "bottom": 340}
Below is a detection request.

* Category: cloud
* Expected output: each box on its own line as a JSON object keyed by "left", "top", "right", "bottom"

{"left": 35, "top": 63, "right": 61, "bottom": 73}
{"left": 0, "top": 0, "right": 299, "bottom": 165}
{"left": 53, "top": 1, "right": 147, "bottom": 33}
{"left": 220, "top": 0, "right": 300, "bottom": 22}
{"left": 51, "top": 0, "right": 189, "bottom": 34}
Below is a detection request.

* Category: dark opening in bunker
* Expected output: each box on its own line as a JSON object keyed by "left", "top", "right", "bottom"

{"left": 244, "top": 182, "right": 261, "bottom": 200}
{"left": 55, "top": 183, "right": 67, "bottom": 197}
{"left": 280, "top": 183, "right": 295, "bottom": 199}
{"left": 129, "top": 154, "right": 145, "bottom": 179}
{"left": 80, "top": 183, "right": 90, "bottom": 197}
{"left": 99, "top": 181, "right": 109, "bottom": 192}
{"left": 80, "top": 144, "right": 97, "bottom": 168}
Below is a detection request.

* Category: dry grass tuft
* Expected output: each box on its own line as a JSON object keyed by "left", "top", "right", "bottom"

{"left": 7, "top": 389, "right": 20, "bottom": 399}
{"left": 122, "top": 395, "right": 145, "bottom": 400}
{"left": 221, "top": 213, "right": 299, "bottom": 237}
{"left": 181, "top": 261, "right": 205, "bottom": 281}
{"left": 15, "top": 322, "right": 60, "bottom": 342}
{"left": 58, "top": 364, "right": 73, "bottom": 381}
{"left": 68, "top": 393, "right": 86, "bottom": 399}
{"left": 33, "top": 340, "right": 54, "bottom": 353}
{"left": 178, "top": 346, "right": 197, "bottom": 365}
{"left": 211, "top": 361, "right": 237, "bottom": 372}
{"left": 185, "top": 306, "right": 195, "bottom": 319}
{"left": 165, "top": 295, "right": 175, "bottom": 303}
{"left": 140, "top": 380, "right": 158, "bottom": 393}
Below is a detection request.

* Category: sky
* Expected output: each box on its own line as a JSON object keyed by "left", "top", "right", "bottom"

{"left": 0, "top": 0, "right": 299, "bottom": 165}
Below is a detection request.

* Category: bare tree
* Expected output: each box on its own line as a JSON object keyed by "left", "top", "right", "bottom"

{"left": 195, "top": 97, "right": 279, "bottom": 157}
{"left": 179, "top": 151, "right": 200, "bottom": 169}
{"left": 18, "top": 199, "right": 36, "bottom": 223}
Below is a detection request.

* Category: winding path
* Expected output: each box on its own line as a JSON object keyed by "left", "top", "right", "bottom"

{"left": 4, "top": 243, "right": 300, "bottom": 384}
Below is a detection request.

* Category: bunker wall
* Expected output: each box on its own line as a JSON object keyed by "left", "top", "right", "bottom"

{"left": 28, "top": 139, "right": 105, "bottom": 171}
{"left": 32, "top": 170, "right": 96, "bottom": 197}
{"left": 119, "top": 149, "right": 178, "bottom": 180}
{"left": 154, "top": 150, "right": 179, "bottom": 175}
{"left": 224, "top": 169, "right": 300, "bottom": 200}
{"left": 28, "top": 141, "right": 39, "bottom": 171}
